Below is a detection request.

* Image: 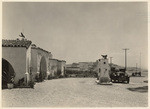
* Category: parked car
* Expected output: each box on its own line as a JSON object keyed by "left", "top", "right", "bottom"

{"left": 110, "top": 68, "right": 130, "bottom": 84}
{"left": 132, "top": 71, "right": 141, "bottom": 76}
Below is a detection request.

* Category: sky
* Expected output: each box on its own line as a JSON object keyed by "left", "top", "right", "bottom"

{"left": 2, "top": 2, "right": 148, "bottom": 69}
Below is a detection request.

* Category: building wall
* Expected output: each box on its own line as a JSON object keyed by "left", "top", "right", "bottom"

{"left": 78, "top": 62, "right": 91, "bottom": 71}
{"left": 56, "top": 60, "right": 66, "bottom": 77}
{"left": 26, "top": 45, "right": 32, "bottom": 84}
{"left": 31, "top": 48, "right": 52, "bottom": 81}
{"left": 57, "top": 61, "right": 62, "bottom": 76}
{"left": 61, "top": 61, "right": 66, "bottom": 76}
{"left": 2, "top": 47, "right": 27, "bottom": 84}
{"left": 31, "top": 49, "right": 38, "bottom": 81}
{"left": 66, "top": 67, "right": 80, "bottom": 71}
{"left": 49, "top": 59, "right": 58, "bottom": 77}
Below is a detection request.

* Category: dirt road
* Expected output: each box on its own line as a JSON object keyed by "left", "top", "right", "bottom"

{"left": 2, "top": 76, "right": 148, "bottom": 107}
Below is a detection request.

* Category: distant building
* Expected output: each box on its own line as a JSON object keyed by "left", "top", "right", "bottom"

{"left": 58, "top": 60, "right": 66, "bottom": 77}
{"left": 49, "top": 59, "right": 59, "bottom": 78}
{"left": 49, "top": 59, "right": 66, "bottom": 78}
{"left": 71, "top": 63, "right": 79, "bottom": 67}
{"left": 78, "top": 62, "right": 93, "bottom": 71}
{"left": 66, "top": 62, "right": 94, "bottom": 71}
{"left": 66, "top": 67, "right": 80, "bottom": 71}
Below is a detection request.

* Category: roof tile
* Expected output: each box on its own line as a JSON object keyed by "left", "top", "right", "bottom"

{"left": 2, "top": 39, "right": 32, "bottom": 48}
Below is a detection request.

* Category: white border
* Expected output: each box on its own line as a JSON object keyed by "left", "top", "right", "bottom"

{"left": 0, "top": 1, "right": 149, "bottom": 109}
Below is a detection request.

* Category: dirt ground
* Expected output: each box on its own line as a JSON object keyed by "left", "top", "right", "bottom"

{"left": 2, "top": 75, "right": 148, "bottom": 107}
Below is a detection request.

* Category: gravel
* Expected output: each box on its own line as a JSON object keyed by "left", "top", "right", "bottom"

{"left": 2, "top": 76, "right": 148, "bottom": 107}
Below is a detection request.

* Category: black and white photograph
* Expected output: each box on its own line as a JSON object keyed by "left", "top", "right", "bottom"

{"left": 1, "top": 1, "right": 148, "bottom": 107}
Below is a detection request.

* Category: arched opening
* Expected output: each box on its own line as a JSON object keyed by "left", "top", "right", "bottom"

{"left": 39, "top": 56, "right": 47, "bottom": 82}
{"left": 64, "top": 67, "right": 65, "bottom": 73}
{"left": 63, "top": 67, "right": 66, "bottom": 76}
{"left": 2, "top": 58, "right": 15, "bottom": 89}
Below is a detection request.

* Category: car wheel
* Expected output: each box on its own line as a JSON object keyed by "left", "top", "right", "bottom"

{"left": 127, "top": 78, "right": 130, "bottom": 84}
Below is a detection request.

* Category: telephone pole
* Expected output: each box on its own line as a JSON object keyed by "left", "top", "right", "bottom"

{"left": 140, "top": 52, "right": 141, "bottom": 72}
{"left": 123, "top": 48, "right": 129, "bottom": 71}
{"left": 136, "top": 63, "right": 138, "bottom": 72}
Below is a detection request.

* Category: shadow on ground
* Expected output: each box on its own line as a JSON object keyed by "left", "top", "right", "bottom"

{"left": 127, "top": 86, "right": 148, "bottom": 93}
{"left": 130, "top": 76, "right": 145, "bottom": 77}
{"left": 143, "top": 80, "right": 148, "bottom": 83}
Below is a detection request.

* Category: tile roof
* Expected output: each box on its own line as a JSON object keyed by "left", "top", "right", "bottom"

{"left": 61, "top": 60, "right": 66, "bottom": 62}
{"left": 31, "top": 44, "right": 51, "bottom": 54}
{"left": 2, "top": 39, "right": 32, "bottom": 48}
{"left": 49, "top": 59, "right": 66, "bottom": 62}
{"left": 49, "top": 58, "right": 59, "bottom": 61}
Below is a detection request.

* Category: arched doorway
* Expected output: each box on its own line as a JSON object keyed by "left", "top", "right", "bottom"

{"left": 64, "top": 67, "right": 66, "bottom": 76}
{"left": 2, "top": 58, "right": 15, "bottom": 89}
{"left": 39, "top": 56, "right": 47, "bottom": 82}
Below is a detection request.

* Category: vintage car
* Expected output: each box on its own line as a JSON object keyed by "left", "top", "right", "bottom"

{"left": 110, "top": 68, "right": 130, "bottom": 84}
{"left": 132, "top": 71, "right": 141, "bottom": 76}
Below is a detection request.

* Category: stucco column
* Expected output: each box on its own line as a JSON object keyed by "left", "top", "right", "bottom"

{"left": 46, "top": 71, "right": 50, "bottom": 79}
{"left": 37, "top": 54, "right": 41, "bottom": 78}
{"left": 25, "top": 59, "right": 29, "bottom": 85}
{"left": 25, "top": 72, "right": 29, "bottom": 85}
{"left": 37, "top": 65, "right": 40, "bottom": 75}
{"left": 37, "top": 71, "right": 40, "bottom": 75}
{"left": 26, "top": 46, "right": 32, "bottom": 86}
{"left": 61, "top": 66, "right": 64, "bottom": 76}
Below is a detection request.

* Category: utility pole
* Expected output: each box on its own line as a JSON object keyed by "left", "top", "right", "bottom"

{"left": 139, "top": 52, "right": 142, "bottom": 76}
{"left": 123, "top": 48, "right": 129, "bottom": 72}
{"left": 140, "top": 52, "right": 141, "bottom": 72}
{"left": 136, "top": 63, "right": 138, "bottom": 73}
